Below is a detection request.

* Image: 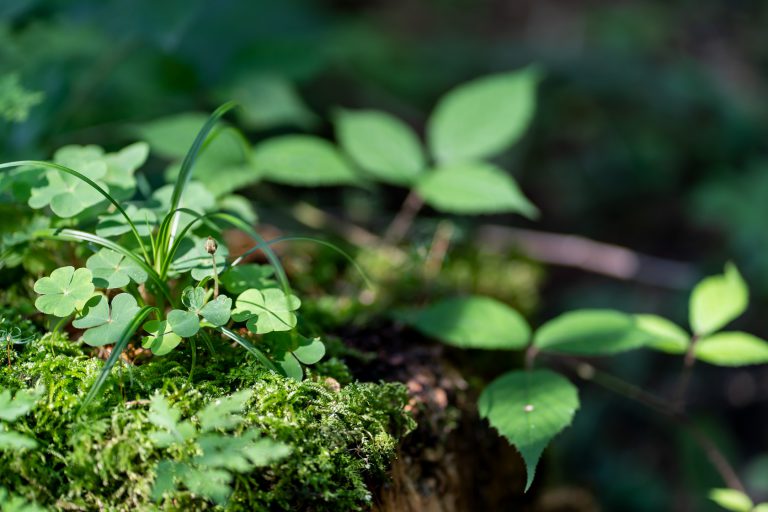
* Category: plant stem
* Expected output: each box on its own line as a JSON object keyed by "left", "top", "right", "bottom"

{"left": 564, "top": 359, "right": 747, "bottom": 494}
{"left": 675, "top": 334, "right": 699, "bottom": 412}
{"left": 525, "top": 345, "right": 539, "bottom": 371}
{"left": 384, "top": 190, "right": 424, "bottom": 244}
{"left": 211, "top": 254, "right": 219, "bottom": 299}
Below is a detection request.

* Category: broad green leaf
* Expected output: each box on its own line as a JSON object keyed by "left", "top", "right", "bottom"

{"left": 198, "top": 390, "right": 253, "bottom": 432}
{"left": 400, "top": 296, "right": 530, "bottom": 350}
{"left": 427, "top": 68, "right": 539, "bottom": 163}
{"left": 217, "top": 194, "right": 258, "bottom": 224}
{"left": 199, "top": 296, "right": 232, "bottom": 327}
{"left": 534, "top": 310, "right": 651, "bottom": 355}
{"left": 708, "top": 488, "right": 753, "bottom": 511}
{"left": 293, "top": 337, "right": 325, "bottom": 365}
{"left": 635, "top": 314, "right": 689, "bottom": 354}
{"left": 417, "top": 161, "right": 537, "bottom": 217}
{"left": 163, "top": 127, "right": 259, "bottom": 197}
{"left": 224, "top": 73, "right": 317, "bottom": 130}
{"left": 142, "top": 320, "right": 183, "bottom": 356}
{"left": 101, "top": 142, "right": 148, "bottom": 200}
{"left": 335, "top": 109, "right": 425, "bottom": 185}
{"left": 690, "top": 263, "right": 748, "bottom": 336}
{"left": 167, "top": 309, "right": 200, "bottom": 338}
{"left": 233, "top": 288, "right": 301, "bottom": 334}
{"left": 478, "top": 369, "right": 579, "bottom": 491}
{"left": 754, "top": 504, "right": 768, "bottom": 512}
{"left": 86, "top": 248, "right": 148, "bottom": 288}
{"left": 33, "top": 266, "right": 95, "bottom": 317}
{"left": 72, "top": 293, "right": 141, "bottom": 347}
{"left": 0, "top": 386, "right": 42, "bottom": 422}
{"left": 253, "top": 135, "right": 358, "bottom": 186}
{"left": 135, "top": 113, "right": 209, "bottom": 160}
{"left": 695, "top": 332, "right": 768, "bottom": 366}
{"left": 220, "top": 264, "right": 276, "bottom": 294}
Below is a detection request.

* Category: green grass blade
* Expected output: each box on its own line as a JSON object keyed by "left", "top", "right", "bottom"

{"left": 166, "top": 102, "right": 237, "bottom": 249}
{"left": 0, "top": 160, "right": 151, "bottom": 264}
{"left": 80, "top": 306, "right": 156, "bottom": 409}
{"left": 217, "top": 326, "right": 279, "bottom": 374}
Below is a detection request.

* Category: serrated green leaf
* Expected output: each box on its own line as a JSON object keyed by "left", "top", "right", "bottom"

{"left": 220, "top": 264, "right": 276, "bottom": 294}
{"left": 253, "top": 135, "right": 359, "bottom": 186}
{"left": 427, "top": 68, "right": 539, "bottom": 163}
{"left": 72, "top": 293, "right": 141, "bottom": 347}
{"left": 33, "top": 266, "right": 95, "bottom": 317}
{"left": 86, "top": 248, "right": 148, "bottom": 288}
{"left": 233, "top": 288, "right": 301, "bottom": 334}
{"left": 335, "top": 109, "right": 425, "bottom": 185}
{"left": 708, "top": 488, "right": 753, "bottom": 511}
{"left": 534, "top": 309, "right": 651, "bottom": 355}
{"left": 293, "top": 337, "right": 325, "bottom": 365}
{"left": 400, "top": 296, "right": 530, "bottom": 350}
{"left": 478, "top": 369, "right": 579, "bottom": 491}
{"left": 635, "top": 314, "right": 689, "bottom": 354}
{"left": 179, "top": 466, "right": 233, "bottom": 505}
{"left": 695, "top": 332, "right": 768, "bottom": 366}
{"left": 147, "top": 393, "right": 195, "bottom": 447}
{"left": 198, "top": 390, "right": 253, "bottom": 432}
{"left": 690, "top": 263, "right": 748, "bottom": 336}
{"left": 417, "top": 161, "right": 537, "bottom": 217}
{"left": 199, "top": 296, "right": 232, "bottom": 327}
{"left": 142, "top": 320, "right": 183, "bottom": 356}
{"left": 167, "top": 309, "right": 200, "bottom": 338}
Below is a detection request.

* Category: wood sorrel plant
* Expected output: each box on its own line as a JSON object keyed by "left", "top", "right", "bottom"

{"left": 400, "top": 263, "right": 768, "bottom": 499}
{"left": 0, "top": 104, "right": 329, "bottom": 406}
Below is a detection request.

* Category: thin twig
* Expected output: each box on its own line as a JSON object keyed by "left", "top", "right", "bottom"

{"left": 675, "top": 334, "right": 699, "bottom": 411}
{"left": 423, "top": 220, "right": 454, "bottom": 279}
{"left": 384, "top": 190, "right": 425, "bottom": 244}
{"left": 476, "top": 225, "right": 697, "bottom": 290}
{"left": 560, "top": 359, "right": 747, "bottom": 494}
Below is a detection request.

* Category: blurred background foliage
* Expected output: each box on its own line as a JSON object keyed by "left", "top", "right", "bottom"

{"left": 1, "top": 1, "right": 768, "bottom": 510}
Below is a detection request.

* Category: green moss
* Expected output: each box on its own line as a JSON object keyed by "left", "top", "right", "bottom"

{"left": 0, "top": 334, "right": 414, "bottom": 511}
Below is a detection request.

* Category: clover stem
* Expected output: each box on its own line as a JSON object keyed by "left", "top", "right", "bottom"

{"left": 675, "top": 334, "right": 699, "bottom": 412}
{"left": 52, "top": 315, "right": 70, "bottom": 337}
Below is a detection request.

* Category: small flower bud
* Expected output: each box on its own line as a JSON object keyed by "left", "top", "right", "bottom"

{"left": 205, "top": 236, "right": 218, "bottom": 255}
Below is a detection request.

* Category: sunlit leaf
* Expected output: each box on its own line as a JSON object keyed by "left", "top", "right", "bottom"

{"left": 86, "top": 248, "right": 148, "bottom": 288}
{"left": 635, "top": 314, "right": 689, "bottom": 354}
{"left": 478, "top": 369, "right": 579, "bottom": 491}
{"left": 253, "top": 135, "right": 359, "bottom": 186}
{"left": 33, "top": 266, "right": 95, "bottom": 317}
{"left": 233, "top": 288, "right": 301, "bottom": 334}
{"left": 72, "top": 293, "right": 141, "bottom": 347}
{"left": 534, "top": 309, "right": 651, "bottom": 355}
{"left": 695, "top": 332, "right": 768, "bottom": 366}
{"left": 689, "top": 263, "right": 748, "bottom": 336}
{"left": 400, "top": 296, "right": 530, "bottom": 350}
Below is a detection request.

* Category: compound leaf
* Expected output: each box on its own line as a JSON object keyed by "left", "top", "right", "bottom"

{"left": 708, "top": 488, "right": 753, "bottom": 512}
{"left": 167, "top": 309, "right": 200, "bottom": 338}
{"left": 253, "top": 135, "right": 358, "bottom": 186}
{"left": 198, "top": 390, "right": 253, "bottom": 432}
{"left": 635, "top": 314, "right": 689, "bottom": 354}
{"left": 199, "top": 296, "right": 232, "bottom": 327}
{"left": 233, "top": 288, "right": 301, "bottom": 334}
{"left": 73, "top": 293, "right": 141, "bottom": 347}
{"left": 142, "top": 320, "right": 183, "bottom": 356}
{"left": 86, "top": 248, "right": 148, "bottom": 288}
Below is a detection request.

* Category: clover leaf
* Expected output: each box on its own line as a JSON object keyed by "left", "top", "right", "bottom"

{"left": 28, "top": 150, "right": 109, "bottom": 218}
{"left": 179, "top": 286, "right": 233, "bottom": 329}
{"left": 232, "top": 288, "right": 300, "bottom": 334}
{"left": 72, "top": 293, "right": 140, "bottom": 347}
{"left": 142, "top": 320, "right": 182, "bottom": 356}
{"left": 167, "top": 309, "right": 200, "bottom": 338}
{"left": 220, "top": 264, "right": 276, "bottom": 294}
{"left": 170, "top": 236, "right": 229, "bottom": 280}
{"left": 96, "top": 205, "right": 157, "bottom": 238}
{"left": 33, "top": 266, "right": 95, "bottom": 317}
{"left": 86, "top": 248, "right": 148, "bottom": 289}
